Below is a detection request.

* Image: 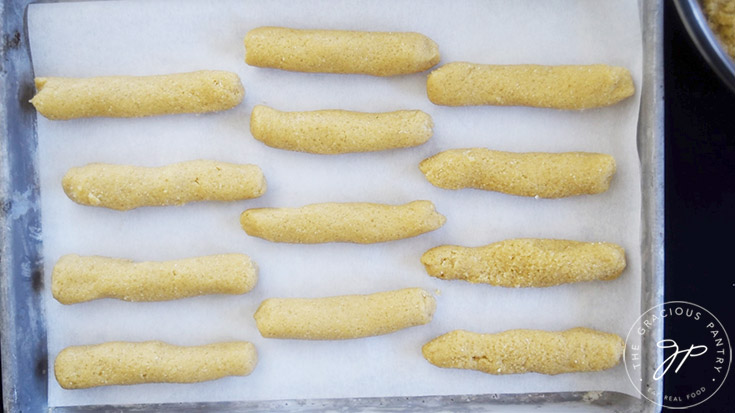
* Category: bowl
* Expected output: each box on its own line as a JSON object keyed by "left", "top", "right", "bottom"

{"left": 675, "top": 0, "right": 735, "bottom": 93}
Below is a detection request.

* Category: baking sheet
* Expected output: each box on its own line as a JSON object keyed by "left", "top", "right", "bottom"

{"left": 27, "top": 0, "right": 643, "bottom": 407}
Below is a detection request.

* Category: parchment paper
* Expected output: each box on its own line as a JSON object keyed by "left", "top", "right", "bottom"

{"left": 27, "top": 0, "right": 643, "bottom": 407}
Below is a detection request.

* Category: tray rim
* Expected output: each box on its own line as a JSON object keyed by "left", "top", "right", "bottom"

{"left": 1, "top": 0, "right": 47, "bottom": 412}
{"left": 0, "top": 0, "right": 664, "bottom": 411}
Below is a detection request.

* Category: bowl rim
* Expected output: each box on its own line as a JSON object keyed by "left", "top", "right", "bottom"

{"left": 674, "top": 0, "right": 735, "bottom": 93}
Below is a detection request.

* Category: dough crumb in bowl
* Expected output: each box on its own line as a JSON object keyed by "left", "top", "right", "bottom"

{"left": 702, "top": 0, "right": 735, "bottom": 59}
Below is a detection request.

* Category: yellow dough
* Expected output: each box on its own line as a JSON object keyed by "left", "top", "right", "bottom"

{"left": 244, "top": 26, "right": 440, "bottom": 76}
{"left": 421, "top": 239, "right": 626, "bottom": 287}
{"left": 31, "top": 70, "right": 244, "bottom": 120}
{"left": 422, "top": 328, "right": 624, "bottom": 375}
{"left": 703, "top": 0, "right": 735, "bottom": 59}
{"left": 426, "top": 63, "right": 634, "bottom": 109}
{"left": 54, "top": 341, "right": 257, "bottom": 389}
{"left": 250, "top": 105, "right": 433, "bottom": 154}
{"left": 240, "top": 200, "right": 445, "bottom": 244}
{"left": 62, "top": 160, "right": 266, "bottom": 210}
{"left": 419, "top": 148, "right": 616, "bottom": 198}
{"left": 254, "top": 288, "right": 435, "bottom": 340}
{"left": 52, "top": 254, "right": 258, "bottom": 304}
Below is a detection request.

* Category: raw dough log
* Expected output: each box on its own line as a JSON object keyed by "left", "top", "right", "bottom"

{"left": 244, "top": 26, "right": 440, "bottom": 76}
{"left": 240, "top": 200, "right": 445, "bottom": 243}
{"left": 254, "top": 288, "right": 436, "bottom": 340}
{"left": 421, "top": 239, "right": 626, "bottom": 287}
{"left": 419, "top": 148, "right": 616, "bottom": 198}
{"left": 62, "top": 160, "right": 266, "bottom": 210}
{"left": 426, "top": 63, "right": 634, "bottom": 109}
{"left": 55, "top": 341, "right": 257, "bottom": 389}
{"left": 422, "top": 328, "right": 624, "bottom": 375}
{"left": 52, "top": 254, "right": 258, "bottom": 304}
{"left": 31, "top": 70, "right": 244, "bottom": 120}
{"left": 250, "top": 105, "right": 433, "bottom": 154}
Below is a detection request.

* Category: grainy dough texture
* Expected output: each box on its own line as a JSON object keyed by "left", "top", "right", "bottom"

{"left": 421, "top": 239, "right": 626, "bottom": 287}
{"left": 426, "top": 63, "right": 634, "bottom": 109}
{"left": 52, "top": 254, "right": 258, "bottom": 304}
{"left": 244, "top": 26, "right": 440, "bottom": 76}
{"left": 31, "top": 70, "right": 244, "bottom": 120}
{"left": 254, "top": 288, "right": 436, "bottom": 340}
{"left": 419, "top": 148, "right": 616, "bottom": 198}
{"left": 703, "top": 0, "right": 735, "bottom": 58}
{"left": 422, "top": 328, "right": 624, "bottom": 375}
{"left": 240, "top": 200, "right": 445, "bottom": 243}
{"left": 62, "top": 160, "right": 266, "bottom": 210}
{"left": 250, "top": 105, "right": 433, "bottom": 154}
{"left": 54, "top": 341, "right": 257, "bottom": 389}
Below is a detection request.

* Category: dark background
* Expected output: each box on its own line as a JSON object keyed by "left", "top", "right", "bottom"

{"left": 664, "top": 1, "right": 735, "bottom": 412}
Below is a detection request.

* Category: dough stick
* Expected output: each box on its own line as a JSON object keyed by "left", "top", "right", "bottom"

{"left": 427, "top": 63, "right": 634, "bottom": 109}
{"left": 419, "top": 148, "right": 615, "bottom": 198}
{"left": 250, "top": 105, "right": 433, "bottom": 154}
{"left": 31, "top": 70, "right": 244, "bottom": 120}
{"left": 52, "top": 254, "right": 258, "bottom": 304}
{"left": 55, "top": 341, "right": 257, "bottom": 389}
{"left": 422, "top": 328, "right": 624, "bottom": 375}
{"left": 62, "top": 160, "right": 266, "bottom": 210}
{"left": 244, "top": 26, "right": 440, "bottom": 76}
{"left": 240, "top": 200, "right": 445, "bottom": 244}
{"left": 421, "top": 239, "right": 626, "bottom": 287}
{"left": 254, "top": 288, "right": 436, "bottom": 340}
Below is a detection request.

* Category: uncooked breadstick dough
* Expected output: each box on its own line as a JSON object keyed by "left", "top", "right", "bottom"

{"left": 427, "top": 63, "right": 634, "bottom": 109}
{"left": 419, "top": 148, "right": 616, "bottom": 198}
{"left": 31, "top": 70, "right": 244, "bottom": 119}
{"left": 245, "top": 26, "right": 440, "bottom": 76}
{"left": 250, "top": 105, "right": 433, "bottom": 154}
{"left": 63, "top": 160, "right": 266, "bottom": 210}
{"left": 422, "top": 328, "right": 624, "bottom": 375}
{"left": 421, "top": 239, "right": 626, "bottom": 287}
{"left": 254, "top": 288, "right": 436, "bottom": 340}
{"left": 52, "top": 254, "right": 258, "bottom": 304}
{"left": 55, "top": 341, "right": 257, "bottom": 389}
{"left": 240, "top": 201, "right": 445, "bottom": 243}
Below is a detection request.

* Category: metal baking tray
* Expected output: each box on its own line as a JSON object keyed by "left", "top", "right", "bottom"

{"left": 1, "top": 0, "right": 664, "bottom": 411}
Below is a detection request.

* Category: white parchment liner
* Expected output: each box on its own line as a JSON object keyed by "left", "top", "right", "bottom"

{"left": 27, "top": 0, "right": 642, "bottom": 406}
